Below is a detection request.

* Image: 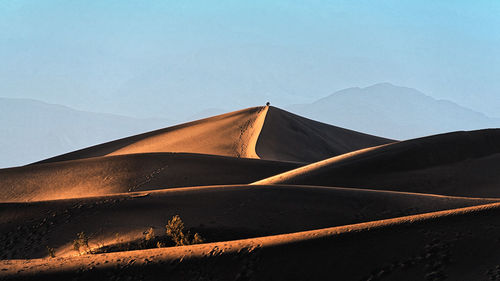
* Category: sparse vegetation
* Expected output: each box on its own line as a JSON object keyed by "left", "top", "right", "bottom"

{"left": 144, "top": 227, "right": 155, "bottom": 241}
{"left": 46, "top": 246, "right": 55, "bottom": 258}
{"left": 165, "top": 215, "right": 204, "bottom": 246}
{"left": 71, "top": 216, "right": 204, "bottom": 255}
{"left": 73, "top": 232, "right": 90, "bottom": 254}
{"left": 139, "top": 227, "right": 156, "bottom": 249}
{"left": 192, "top": 232, "right": 204, "bottom": 244}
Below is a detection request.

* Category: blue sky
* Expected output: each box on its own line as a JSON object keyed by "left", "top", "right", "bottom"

{"left": 1, "top": 0, "right": 499, "bottom": 118}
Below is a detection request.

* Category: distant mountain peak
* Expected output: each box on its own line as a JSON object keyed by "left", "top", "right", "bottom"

{"left": 367, "top": 82, "right": 397, "bottom": 88}
{"left": 362, "top": 82, "right": 422, "bottom": 93}
{"left": 288, "top": 83, "right": 499, "bottom": 140}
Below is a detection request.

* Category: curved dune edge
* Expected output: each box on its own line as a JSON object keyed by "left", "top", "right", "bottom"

{"left": 254, "top": 106, "right": 393, "bottom": 162}
{"left": 103, "top": 107, "right": 268, "bottom": 159}
{"left": 253, "top": 128, "right": 500, "bottom": 186}
{"left": 3, "top": 182, "right": 496, "bottom": 205}
{"left": 2, "top": 184, "right": 495, "bottom": 260}
{"left": 0, "top": 150, "right": 301, "bottom": 202}
{"left": 251, "top": 129, "right": 500, "bottom": 198}
{"left": 242, "top": 106, "right": 268, "bottom": 158}
{"left": 2, "top": 201, "right": 500, "bottom": 279}
{"left": 252, "top": 144, "right": 388, "bottom": 185}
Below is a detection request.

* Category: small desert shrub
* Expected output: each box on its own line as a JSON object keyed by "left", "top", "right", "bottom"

{"left": 46, "top": 246, "right": 55, "bottom": 258}
{"left": 139, "top": 227, "right": 156, "bottom": 249}
{"left": 192, "top": 233, "right": 204, "bottom": 244}
{"left": 144, "top": 227, "right": 155, "bottom": 241}
{"left": 83, "top": 217, "right": 205, "bottom": 255}
{"left": 73, "top": 232, "right": 90, "bottom": 253}
{"left": 165, "top": 215, "right": 204, "bottom": 246}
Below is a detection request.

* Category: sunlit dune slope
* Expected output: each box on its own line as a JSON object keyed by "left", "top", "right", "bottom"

{"left": 0, "top": 153, "right": 301, "bottom": 202}
{"left": 254, "top": 129, "right": 500, "bottom": 197}
{"left": 256, "top": 106, "right": 393, "bottom": 162}
{"left": 34, "top": 106, "right": 392, "bottom": 165}
{"left": 0, "top": 184, "right": 493, "bottom": 259}
{"left": 35, "top": 107, "right": 269, "bottom": 164}
{"left": 3, "top": 201, "right": 500, "bottom": 280}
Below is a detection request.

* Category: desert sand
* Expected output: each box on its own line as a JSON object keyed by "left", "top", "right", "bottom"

{"left": 0, "top": 152, "right": 301, "bottom": 202}
{"left": 35, "top": 106, "right": 392, "bottom": 164}
{"left": 254, "top": 129, "right": 500, "bottom": 197}
{"left": 1, "top": 106, "right": 499, "bottom": 280}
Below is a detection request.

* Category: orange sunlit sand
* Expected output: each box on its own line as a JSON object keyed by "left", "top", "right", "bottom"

{"left": 2, "top": 106, "right": 500, "bottom": 280}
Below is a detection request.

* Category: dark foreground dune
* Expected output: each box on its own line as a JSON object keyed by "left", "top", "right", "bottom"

{"left": 3, "top": 202, "right": 500, "bottom": 281}
{"left": 2, "top": 106, "right": 500, "bottom": 280}
{"left": 1, "top": 184, "right": 493, "bottom": 259}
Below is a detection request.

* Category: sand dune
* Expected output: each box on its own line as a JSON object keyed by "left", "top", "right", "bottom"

{"left": 0, "top": 153, "right": 301, "bottom": 202}
{"left": 2, "top": 106, "right": 500, "bottom": 280}
{"left": 35, "top": 106, "right": 392, "bottom": 165}
{"left": 255, "top": 106, "right": 393, "bottom": 162}
{"left": 0, "top": 184, "right": 493, "bottom": 260}
{"left": 255, "top": 129, "right": 500, "bottom": 197}
{"left": 35, "top": 107, "right": 268, "bottom": 164}
{"left": 3, "top": 201, "right": 500, "bottom": 280}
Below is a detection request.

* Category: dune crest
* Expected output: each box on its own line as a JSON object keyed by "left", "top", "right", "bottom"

{"left": 254, "top": 106, "right": 393, "bottom": 162}
{"left": 34, "top": 106, "right": 392, "bottom": 165}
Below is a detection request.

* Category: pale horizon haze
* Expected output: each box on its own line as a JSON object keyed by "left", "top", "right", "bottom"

{"left": 0, "top": 1, "right": 499, "bottom": 119}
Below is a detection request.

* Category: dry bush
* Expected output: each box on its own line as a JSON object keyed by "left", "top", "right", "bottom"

{"left": 192, "top": 233, "right": 204, "bottom": 244}
{"left": 75, "top": 217, "right": 205, "bottom": 255}
{"left": 46, "top": 246, "right": 55, "bottom": 258}
{"left": 165, "top": 215, "right": 204, "bottom": 246}
{"left": 144, "top": 227, "right": 155, "bottom": 241}
{"left": 73, "top": 232, "right": 89, "bottom": 254}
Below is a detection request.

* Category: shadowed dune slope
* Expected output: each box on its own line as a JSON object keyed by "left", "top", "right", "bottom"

{"left": 0, "top": 153, "right": 301, "bottom": 202}
{"left": 0, "top": 184, "right": 494, "bottom": 259}
{"left": 254, "top": 129, "right": 500, "bottom": 197}
{"left": 34, "top": 106, "right": 392, "bottom": 165}
{"left": 3, "top": 202, "right": 500, "bottom": 280}
{"left": 255, "top": 106, "right": 393, "bottom": 162}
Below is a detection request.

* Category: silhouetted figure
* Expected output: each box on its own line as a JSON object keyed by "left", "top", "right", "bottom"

{"left": 266, "top": 102, "right": 270, "bottom": 106}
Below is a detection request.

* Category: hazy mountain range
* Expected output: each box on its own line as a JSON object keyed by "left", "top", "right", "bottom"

{"left": 1, "top": 83, "right": 498, "bottom": 168}
{"left": 287, "top": 83, "right": 499, "bottom": 140}
{"left": 0, "top": 98, "right": 172, "bottom": 168}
